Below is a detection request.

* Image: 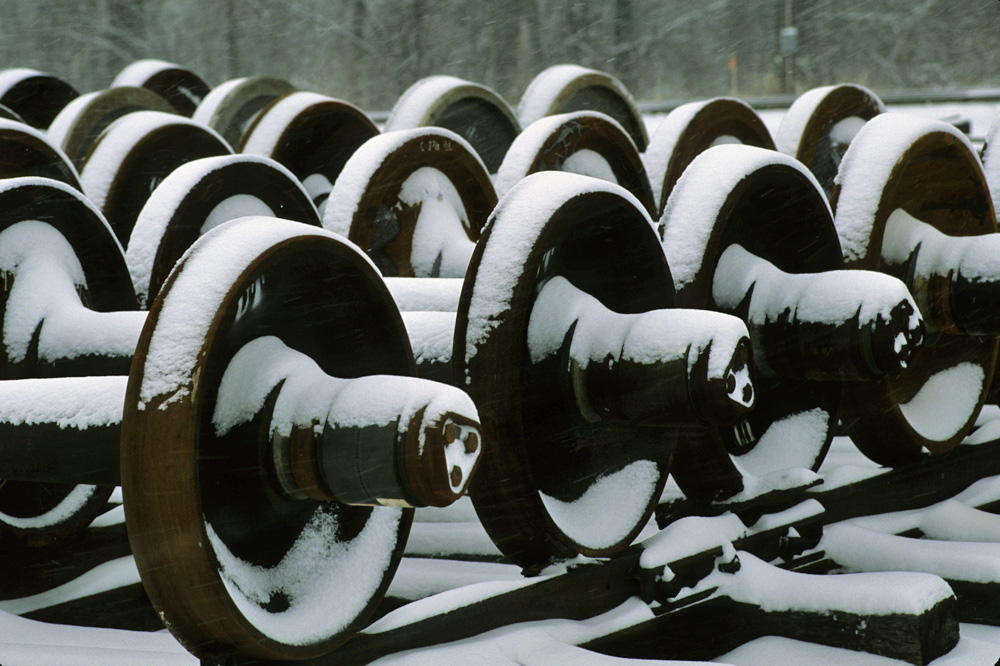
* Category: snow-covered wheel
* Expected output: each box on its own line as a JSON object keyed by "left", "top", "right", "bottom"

{"left": 324, "top": 127, "right": 496, "bottom": 278}
{"left": 494, "top": 110, "right": 656, "bottom": 216}
{"left": 111, "top": 59, "right": 210, "bottom": 117}
{"left": 518, "top": 64, "right": 648, "bottom": 151}
{"left": 0, "top": 67, "right": 78, "bottom": 129}
{"left": 0, "top": 119, "right": 81, "bottom": 189}
{"left": 775, "top": 84, "right": 884, "bottom": 196}
{"left": 660, "top": 145, "right": 924, "bottom": 496}
{"left": 643, "top": 97, "right": 775, "bottom": 216}
{"left": 386, "top": 75, "right": 521, "bottom": 174}
{"left": 126, "top": 154, "right": 320, "bottom": 307}
{"left": 456, "top": 172, "right": 755, "bottom": 568}
{"left": 193, "top": 75, "right": 296, "bottom": 150}
{"left": 240, "top": 92, "right": 379, "bottom": 214}
{"left": 0, "top": 103, "right": 24, "bottom": 122}
{"left": 79, "top": 110, "right": 232, "bottom": 246}
{"left": 122, "top": 217, "right": 484, "bottom": 659}
{"left": 831, "top": 114, "right": 997, "bottom": 465}
{"left": 0, "top": 178, "right": 140, "bottom": 548}
{"left": 47, "top": 86, "right": 175, "bottom": 168}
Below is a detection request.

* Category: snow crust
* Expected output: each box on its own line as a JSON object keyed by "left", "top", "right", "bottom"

{"left": 110, "top": 59, "right": 177, "bottom": 87}
{"left": 402, "top": 311, "right": 455, "bottom": 367}
{"left": 462, "top": 172, "right": 653, "bottom": 376}
{"left": 540, "top": 460, "right": 660, "bottom": 549}
{"left": 241, "top": 91, "right": 367, "bottom": 157}
{"left": 882, "top": 208, "right": 1000, "bottom": 283}
{"left": 191, "top": 76, "right": 246, "bottom": 127}
{"left": 732, "top": 407, "right": 831, "bottom": 477}
{"left": 403, "top": 520, "right": 504, "bottom": 559}
{"left": 0, "top": 484, "right": 99, "bottom": 530}
{"left": 387, "top": 557, "right": 520, "bottom": 601}
{"left": 659, "top": 144, "right": 829, "bottom": 291}
{"left": 386, "top": 277, "right": 463, "bottom": 312}
{"left": 386, "top": 75, "right": 513, "bottom": 134}
{"left": 0, "top": 375, "right": 126, "bottom": 429}
{"left": 0, "top": 556, "right": 139, "bottom": 615}
{"left": 0, "top": 220, "right": 144, "bottom": 363}
{"left": 79, "top": 110, "right": 230, "bottom": 210}
{"left": 897, "top": 363, "right": 985, "bottom": 441}
{"left": 46, "top": 91, "right": 98, "bottom": 149}
{"left": 137, "top": 217, "right": 378, "bottom": 407}
{"left": 206, "top": 506, "right": 404, "bottom": 645}
{"left": 833, "top": 113, "right": 977, "bottom": 263}
{"left": 0, "top": 67, "right": 45, "bottom": 95}
{"left": 493, "top": 111, "right": 633, "bottom": 199}
{"left": 517, "top": 64, "right": 638, "bottom": 130}
{"left": 850, "top": 499, "right": 1000, "bottom": 542}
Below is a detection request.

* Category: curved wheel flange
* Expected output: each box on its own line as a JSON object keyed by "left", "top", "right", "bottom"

{"left": 127, "top": 153, "right": 320, "bottom": 307}
{"left": 0, "top": 119, "right": 81, "bottom": 189}
{"left": 48, "top": 86, "right": 175, "bottom": 168}
{"left": 518, "top": 64, "right": 648, "bottom": 151}
{"left": 194, "top": 75, "right": 296, "bottom": 150}
{"left": 0, "top": 177, "right": 136, "bottom": 548}
{"left": 387, "top": 75, "right": 521, "bottom": 174}
{"left": 240, "top": 92, "right": 379, "bottom": 212}
{"left": 122, "top": 217, "right": 414, "bottom": 660}
{"left": 80, "top": 110, "right": 232, "bottom": 246}
{"left": 831, "top": 113, "right": 997, "bottom": 464}
{"left": 495, "top": 111, "right": 656, "bottom": 216}
{"left": 455, "top": 172, "right": 674, "bottom": 568}
{"left": 324, "top": 127, "right": 497, "bottom": 278}
{"left": 0, "top": 68, "right": 78, "bottom": 129}
{"left": 111, "top": 59, "right": 210, "bottom": 117}
{"left": 644, "top": 97, "right": 775, "bottom": 216}
{"left": 776, "top": 84, "right": 885, "bottom": 196}
{"left": 660, "top": 145, "right": 845, "bottom": 498}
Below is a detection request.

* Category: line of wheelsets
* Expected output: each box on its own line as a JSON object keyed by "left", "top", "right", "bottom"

{"left": 2, "top": 59, "right": 1000, "bottom": 664}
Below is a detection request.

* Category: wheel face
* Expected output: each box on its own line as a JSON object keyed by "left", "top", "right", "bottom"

{"left": 832, "top": 117, "right": 997, "bottom": 464}
{"left": 387, "top": 77, "right": 521, "bottom": 174}
{"left": 324, "top": 128, "right": 496, "bottom": 278}
{"left": 81, "top": 113, "right": 232, "bottom": 246}
{"left": 496, "top": 111, "right": 656, "bottom": 216}
{"left": 240, "top": 94, "right": 379, "bottom": 212}
{"left": 139, "top": 66, "right": 211, "bottom": 117}
{"left": 122, "top": 218, "right": 413, "bottom": 659}
{"left": 127, "top": 154, "right": 320, "bottom": 306}
{"left": 661, "top": 146, "right": 843, "bottom": 497}
{"left": 645, "top": 97, "right": 776, "bottom": 216}
{"left": 0, "top": 179, "right": 135, "bottom": 548}
{"left": 784, "top": 85, "right": 884, "bottom": 196}
{"left": 519, "top": 65, "right": 648, "bottom": 151}
{"left": 0, "top": 120, "right": 81, "bottom": 190}
{"left": 456, "top": 173, "right": 674, "bottom": 567}
{"left": 49, "top": 86, "right": 175, "bottom": 168}
{"left": 0, "top": 70, "right": 78, "bottom": 129}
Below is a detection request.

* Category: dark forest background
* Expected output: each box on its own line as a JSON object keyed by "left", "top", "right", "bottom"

{"left": 1, "top": 0, "right": 998, "bottom": 112}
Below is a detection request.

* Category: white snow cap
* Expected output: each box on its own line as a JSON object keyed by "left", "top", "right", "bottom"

{"left": 833, "top": 112, "right": 978, "bottom": 264}
{"left": 386, "top": 75, "right": 512, "bottom": 131}
{"left": 0, "top": 68, "right": 47, "bottom": 95}
{"left": 241, "top": 91, "right": 371, "bottom": 157}
{"left": 110, "top": 59, "right": 180, "bottom": 87}
{"left": 0, "top": 118, "right": 80, "bottom": 183}
{"left": 517, "top": 64, "right": 639, "bottom": 129}
{"left": 981, "top": 112, "right": 1000, "bottom": 216}
{"left": 659, "top": 143, "right": 829, "bottom": 291}
{"left": 191, "top": 76, "right": 247, "bottom": 127}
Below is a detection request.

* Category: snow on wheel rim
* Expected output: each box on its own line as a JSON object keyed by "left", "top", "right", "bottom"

{"left": 126, "top": 153, "right": 320, "bottom": 307}
{"left": 0, "top": 67, "right": 79, "bottom": 129}
{"left": 323, "top": 126, "right": 496, "bottom": 278}
{"left": 455, "top": 172, "right": 673, "bottom": 567}
{"left": 240, "top": 92, "right": 379, "bottom": 214}
{"left": 517, "top": 64, "right": 648, "bottom": 152}
{"left": 660, "top": 145, "right": 842, "bottom": 497}
{"left": 386, "top": 75, "right": 521, "bottom": 174}
{"left": 643, "top": 97, "right": 774, "bottom": 217}
{"left": 0, "top": 118, "right": 82, "bottom": 190}
{"left": 0, "top": 177, "right": 135, "bottom": 548}
{"left": 79, "top": 110, "right": 232, "bottom": 246}
{"left": 47, "top": 85, "right": 175, "bottom": 168}
{"left": 193, "top": 75, "right": 296, "bottom": 150}
{"left": 775, "top": 84, "right": 884, "bottom": 196}
{"left": 494, "top": 110, "right": 656, "bottom": 216}
{"left": 122, "top": 217, "right": 413, "bottom": 659}
{"left": 831, "top": 113, "right": 997, "bottom": 464}
{"left": 111, "top": 59, "right": 211, "bottom": 117}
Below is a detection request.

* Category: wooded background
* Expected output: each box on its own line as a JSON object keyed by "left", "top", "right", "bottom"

{"left": 1, "top": 0, "right": 998, "bottom": 112}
